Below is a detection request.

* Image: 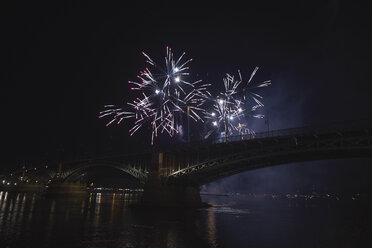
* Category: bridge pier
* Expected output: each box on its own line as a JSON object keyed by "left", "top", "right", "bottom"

{"left": 138, "top": 152, "right": 207, "bottom": 208}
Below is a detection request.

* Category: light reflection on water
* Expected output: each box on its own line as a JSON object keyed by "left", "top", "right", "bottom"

{"left": 0, "top": 191, "right": 371, "bottom": 247}
{"left": 0, "top": 191, "right": 144, "bottom": 247}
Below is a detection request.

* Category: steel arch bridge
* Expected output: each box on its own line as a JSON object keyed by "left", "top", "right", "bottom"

{"left": 166, "top": 123, "right": 372, "bottom": 186}
{"left": 2, "top": 154, "right": 152, "bottom": 186}
{"left": 62, "top": 159, "right": 148, "bottom": 184}
{"left": 2, "top": 118, "right": 372, "bottom": 188}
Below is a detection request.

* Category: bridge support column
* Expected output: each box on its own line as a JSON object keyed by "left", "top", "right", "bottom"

{"left": 139, "top": 152, "right": 206, "bottom": 207}
{"left": 141, "top": 182, "right": 203, "bottom": 207}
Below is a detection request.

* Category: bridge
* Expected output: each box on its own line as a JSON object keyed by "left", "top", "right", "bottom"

{"left": 1, "top": 118, "right": 372, "bottom": 206}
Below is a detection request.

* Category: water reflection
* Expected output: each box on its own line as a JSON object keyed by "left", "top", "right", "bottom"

{"left": 206, "top": 200, "right": 217, "bottom": 248}
{"left": 0, "top": 191, "right": 146, "bottom": 247}
{"left": 0, "top": 191, "right": 370, "bottom": 247}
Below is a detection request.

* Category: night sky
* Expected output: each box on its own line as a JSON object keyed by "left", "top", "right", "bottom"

{"left": 2, "top": 1, "right": 372, "bottom": 192}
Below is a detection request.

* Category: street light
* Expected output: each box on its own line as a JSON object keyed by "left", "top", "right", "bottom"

{"left": 265, "top": 112, "right": 270, "bottom": 135}
{"left": 187, "top": 105, "right": 190, "bottom": 143}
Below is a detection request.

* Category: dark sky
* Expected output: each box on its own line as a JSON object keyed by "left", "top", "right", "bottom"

{"left": 2, "top": 1, "right": 372, "bottom": 191}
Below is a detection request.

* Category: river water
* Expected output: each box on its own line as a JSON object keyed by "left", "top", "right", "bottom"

{"left": 0, "top": 191, "right": 371, "bottom": 248}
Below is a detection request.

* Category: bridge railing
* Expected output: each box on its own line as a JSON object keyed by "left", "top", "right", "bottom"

{"left": 155, "top": 117, "right": 372, "bottom": 151}
{"left": 210, "top": 117, "right": 372, "bottom": 144}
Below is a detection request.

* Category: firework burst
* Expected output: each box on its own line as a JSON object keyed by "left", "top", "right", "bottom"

{"left": 204, "top": 67, "right": 271, "bottom": 139}
{"left": 99, "top": 47, "right": 211, "bottom": 144}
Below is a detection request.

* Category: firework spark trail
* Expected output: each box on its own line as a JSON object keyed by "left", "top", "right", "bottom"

{"left": 203, "top": 67, "right": 271, "bottom": 139}
{"left": 99, "top": 47, "right": 210, "bottom": 144}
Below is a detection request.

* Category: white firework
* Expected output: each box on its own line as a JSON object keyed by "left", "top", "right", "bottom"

{"left": 204, "top": 67, "right": 271, "bottom": 139}
{"left": 99, "top": 47, "right": 210, "bottom": 144}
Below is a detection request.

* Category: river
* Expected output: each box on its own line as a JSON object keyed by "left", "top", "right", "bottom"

{"left": 0, "top": 191, "right": 371, "bottom": 247}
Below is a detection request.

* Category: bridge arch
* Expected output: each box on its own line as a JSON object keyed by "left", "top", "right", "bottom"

{"left": 22, "top": 169, "right": 57, "bottom": 183}
{"left": 3, "top": 167, "right": 57, "bottom": 184}
{"left": 62, "top": 160, "right": 148, "bottom": 184}
{"left": 195, "top": 147, "right": 371, "bottom": 186}
{"left": 168, "top": 127, "right": 372, "bottom": 186}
